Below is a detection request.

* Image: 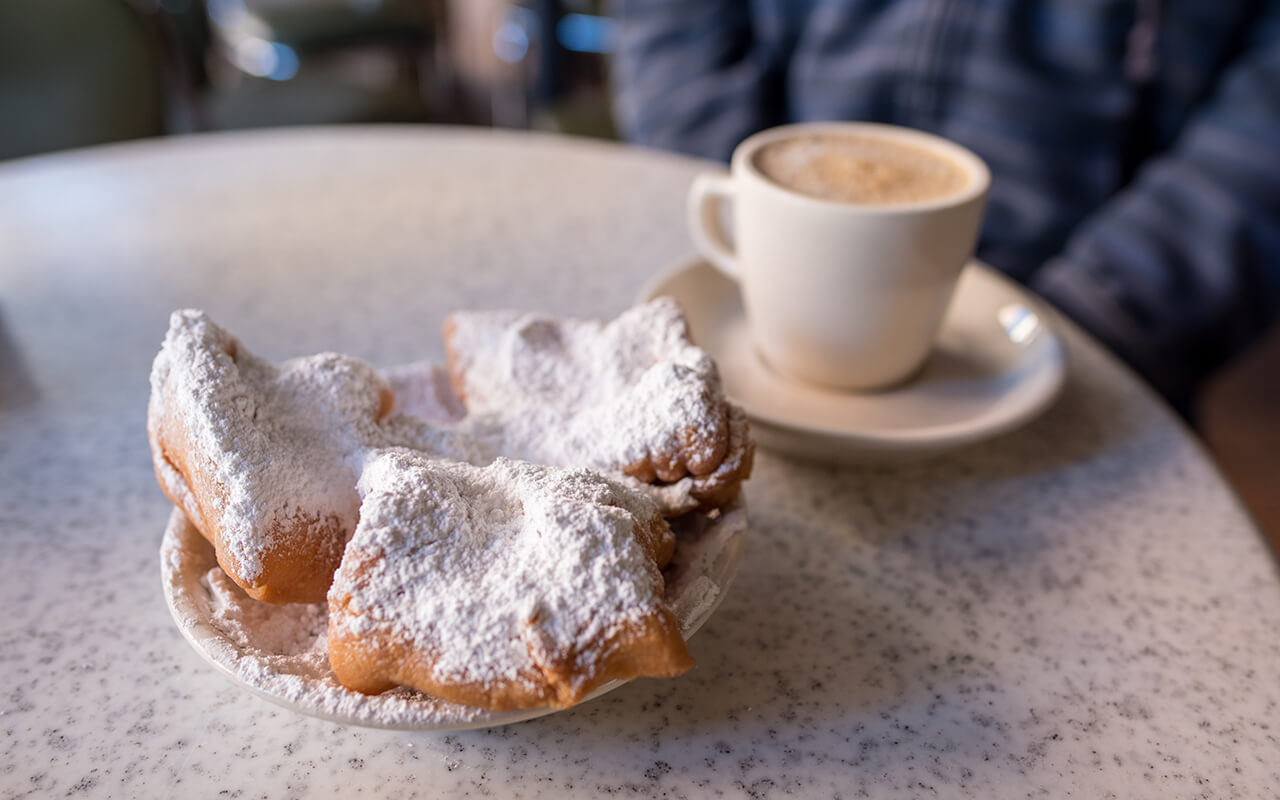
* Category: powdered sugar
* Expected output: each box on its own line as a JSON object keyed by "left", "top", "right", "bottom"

{"left": 206, "top": 567, "right": 327, "bottom": 654}
{"left": 332, "top": 450, "right": 672, "bottom": 695}
{"left": 382, "top": 361, "right": 466, "bottom": 422}
{"left": 150, "top": 301, "right": 747, "bottom": 595}
{"left": 149, "top": 310, "right": 387, "bottom": 582}
{"left": 152, "top": 303, "right": 751, "bottom": 721}
{"left": 445, "top": 298, "right": 730, "bottom": 478}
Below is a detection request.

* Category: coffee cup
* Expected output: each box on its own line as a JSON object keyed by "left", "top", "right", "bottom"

{"left": 686, "top": 122, "right": 990, "bottom": 391}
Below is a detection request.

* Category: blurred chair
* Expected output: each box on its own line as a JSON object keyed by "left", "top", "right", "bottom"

{"left": 1199, "top": 325, "right": 1280, "bottom": 555}
{"left": 0, "top": 0, "right": 166, "bottom": 160}
{"left": 209, "top": 0, "right": 434, "bottom": 57}
{"left": 464, "top": 0, "right": 615, "bottom": 134}
{"left": 203, "top": 0, "right": 445, "bottom": 127}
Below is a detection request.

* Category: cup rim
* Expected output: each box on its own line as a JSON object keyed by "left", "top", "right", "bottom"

{"left": 732, "top": 121, "right": 992, "bottom": 214}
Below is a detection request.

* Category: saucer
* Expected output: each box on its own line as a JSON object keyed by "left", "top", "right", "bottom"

{"left": 639, "top": 258, "right": 1065, "bottom": 463}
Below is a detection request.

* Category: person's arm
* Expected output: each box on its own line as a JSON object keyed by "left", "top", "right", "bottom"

{"left": 610, "top": 0, "right": 780, "bottom": 162}
{"left": 1030, "top": 7, "right": 1280, "bottom": 411}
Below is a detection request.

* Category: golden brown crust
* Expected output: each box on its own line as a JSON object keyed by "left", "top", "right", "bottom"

{"left": 329, "top": 589, "right": 692, "bottom": 711}
{"left": 146, "top": 314, "right": 391, "bottom": 605}
{"left": 643, "top": 513, "right": 677, "bottom": 569}
{"left": 324, "top": 452, "right": 693, "bottom": 712}
{"left": 441, "top": 315, "right": 468, "bottom": 407}
{"left": 688, "top": 406, "right": 754, "bottom": 511}
{"left": 148, "top": 398, "right": 345, "bottom": 605}
{"left": 619, "top": 406, "right": 753, "bottom": 515}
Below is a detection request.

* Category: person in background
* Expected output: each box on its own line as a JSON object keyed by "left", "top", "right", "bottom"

{"left": 610, "top": 0, "right": 1280, "bottom": 416}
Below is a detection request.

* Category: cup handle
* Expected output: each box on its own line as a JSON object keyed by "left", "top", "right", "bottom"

{"left": 686, "top": 173, "right": 740, "bottom": 279}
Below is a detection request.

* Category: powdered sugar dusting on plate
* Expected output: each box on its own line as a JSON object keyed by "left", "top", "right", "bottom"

{"left": 160, "top": 497, "right": 746, "bottom": 730}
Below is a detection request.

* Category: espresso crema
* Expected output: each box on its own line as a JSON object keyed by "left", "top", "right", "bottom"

{"left": 754, "top": 133, "right": 970, "bottom": 205}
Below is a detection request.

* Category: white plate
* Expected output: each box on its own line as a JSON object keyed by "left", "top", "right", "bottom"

{"left": 641, "top": 258, "right": 1065, "bottom": 463}
{"left": 160, "top": 403, "right": 746, "bottom": 731}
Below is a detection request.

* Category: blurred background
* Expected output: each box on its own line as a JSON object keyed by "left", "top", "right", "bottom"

{"left": 0, "top": 0, "right": 618, "bottom": 161}
{"left": 1, "top": 0, "right": 1277, "bottom": 551}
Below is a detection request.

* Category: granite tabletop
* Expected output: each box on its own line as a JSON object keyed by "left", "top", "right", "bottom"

{"left": 1, "top": 127, "right": 1277, "bottom": 799}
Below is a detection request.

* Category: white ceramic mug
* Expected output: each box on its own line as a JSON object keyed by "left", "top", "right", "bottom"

{"left": 686, "top": 122, "right": 991, "bottom": 390}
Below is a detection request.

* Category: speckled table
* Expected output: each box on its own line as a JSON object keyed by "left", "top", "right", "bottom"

{"left": 2, "top": 127, "right": 1278, "bottom": 799}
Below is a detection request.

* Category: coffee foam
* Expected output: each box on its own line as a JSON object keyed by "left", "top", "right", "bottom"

{"left": 753, "top": 134, "right": 969, "bottom": 205}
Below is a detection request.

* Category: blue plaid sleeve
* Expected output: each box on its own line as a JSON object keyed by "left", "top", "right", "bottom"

{"left": 1031, "top": 4, "right": 1280, "bottom": 407}
{"left": 609, "top": 0, "right": 782, "bottom": 162}
{"left": 611, "top": 0, "right": 1280, "bottom": 406}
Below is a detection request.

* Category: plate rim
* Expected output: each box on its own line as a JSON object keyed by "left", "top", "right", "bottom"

{"left": 639, "top": 256, "right": 1066, "bottom": 453}
{"left": 161, "top": 497, "right": 747, "bottom": 732}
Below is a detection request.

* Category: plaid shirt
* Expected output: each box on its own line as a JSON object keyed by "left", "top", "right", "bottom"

{"left": 612, "top": 0, "right": 1280, "bottom": 407}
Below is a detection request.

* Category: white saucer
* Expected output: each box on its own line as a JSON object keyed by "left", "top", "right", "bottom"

{"left": 640, "top": 258, "right": 1065, "bottom": 463}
